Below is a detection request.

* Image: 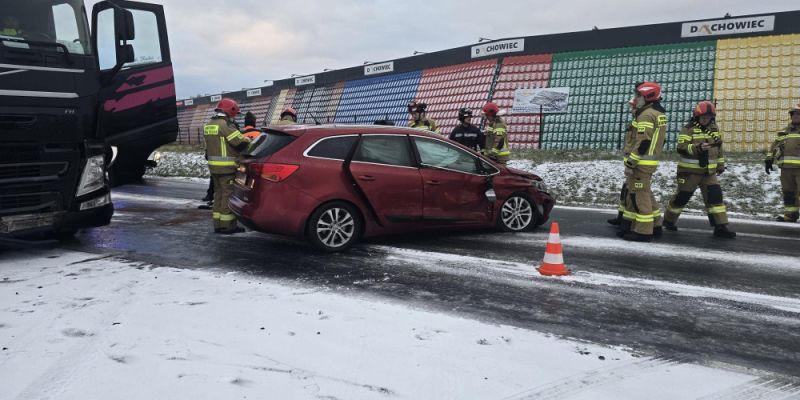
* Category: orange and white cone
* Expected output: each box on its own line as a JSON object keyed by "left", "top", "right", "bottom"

{"left": 537, "top": 222, "right": 570, "bottom": 276}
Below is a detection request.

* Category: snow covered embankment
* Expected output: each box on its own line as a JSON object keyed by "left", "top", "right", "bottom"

{"left": 146, "top": 152, "right": 783, "bottom": 217}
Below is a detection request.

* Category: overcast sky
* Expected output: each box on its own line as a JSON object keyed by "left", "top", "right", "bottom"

{"left": 86, "top": 1, "right": 798, "bottom": 99}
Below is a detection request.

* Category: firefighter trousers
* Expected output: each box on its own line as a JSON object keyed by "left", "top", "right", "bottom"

{"left": 211, "top": 173, "right": 237, "bottom": 231}
{"left": 664, "top": 172, "right": 728, "bottom": 226}
{"left": 780, "top": 168, "right": 800, "bottom": 220}
{"left": 623, "top": 170, "right": 662, "bottom": 235}
{"left": 617, "top": 182, "right": 629, "bottom": 213}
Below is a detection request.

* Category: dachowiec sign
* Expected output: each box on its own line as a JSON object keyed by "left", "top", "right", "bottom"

{"left": 365, "top": 61, "right": 394, "bottom": 76}
{"left": 295, "top": 75, "right": 315, "bottom": 86}
{"left": 512, "top": 87, "right": 570, "bottom": 114}
{"left": 184, "top": 99, "right": 194, "bottom": 106}
{"left": 681, "top": 15, "right": 774, "bottom": 38}
{"left": 209, "top": 94, "right": 222, "bottom": 102}
{"left": 246, "top": 88, "right": 262, "bottom": 97}
{"left": 471, "top": 38, "right": 524, "bottom": 59}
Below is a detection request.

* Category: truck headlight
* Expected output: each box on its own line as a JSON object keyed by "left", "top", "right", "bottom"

{"left": 76, "top": 155, "right": 106, "bottom": 197}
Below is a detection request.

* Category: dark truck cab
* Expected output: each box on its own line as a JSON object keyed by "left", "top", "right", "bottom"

{"left": 0, "top": 0, "right": 176, "bottom": 240}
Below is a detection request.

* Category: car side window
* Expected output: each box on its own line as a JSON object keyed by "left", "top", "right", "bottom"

{"left": 353, "top": 135, "right": 413, "bottom": 167}
{"left": 414, "top": 137, "right": 484, "bottom": 175}
{"left": 306, "top": 136, "right": 358, "bottom": 160}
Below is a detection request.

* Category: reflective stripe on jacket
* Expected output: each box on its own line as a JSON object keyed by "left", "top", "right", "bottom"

{"left": 676, "top": 122, "right": 725, "bottom": 174}
{"left": 625, "top": 103, "right": 667, "bottom": 174}
{"left": 767, "top": 125, "right": 800, "bottom": 169}
{"left": 204, "top": 116, "right": 249, "bottom": 174}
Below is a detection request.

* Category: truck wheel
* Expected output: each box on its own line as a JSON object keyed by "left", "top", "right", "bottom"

{"left": 497, "top": 193, "right": 538, "bottom": 232}
{"left": 108, "top": 156, "right": 146, "bottom": 187}
{"left": 56, "top": 230, "right": 77, "bottom": 241}
{"left": 306, "top": 202, "right": 362, "bottom": 252}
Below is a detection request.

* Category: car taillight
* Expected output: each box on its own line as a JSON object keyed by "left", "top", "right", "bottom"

{"left": 250, "top": 163, "right": 299, "bottom": 182}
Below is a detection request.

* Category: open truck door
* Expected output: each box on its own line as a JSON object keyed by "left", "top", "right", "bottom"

{"left": 91, "top": 0, "right": 176, "bottom": 185}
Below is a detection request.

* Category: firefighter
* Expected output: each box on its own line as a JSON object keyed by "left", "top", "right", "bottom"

{"left": 242, "top": 111, "right": 260, "bottom": 139}
{"left": 203, "top": 98, "right": 250, "bottom": 234}
{"left": 619, "top": 82, "right": 666, "bottom": 242}
{"left": 1, "top": 16, "right": 23, "bottom": 37}
{"left": 662, "top": 101, "right": 736, "bottom": 238}
{"left": 407, "top": 101, "right": 441, "bottom": 134}
{"left": 449, "top": 108, "right": 483, "bottom": 151}
{"left": 482, "top": 102, "right": 510, "bottom": 164}
{"left": 765, "top": 102, "right": 800, "bottom": 222}
{"left": 277, "top": 107, "right": 297, "bottom": 125}
{"left": 608, "top": 99, "right": 638, "bottom": 226}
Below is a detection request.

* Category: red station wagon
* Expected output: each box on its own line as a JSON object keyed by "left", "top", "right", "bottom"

{"left": 230, "top": 124, "right": 555, "bottom": 252}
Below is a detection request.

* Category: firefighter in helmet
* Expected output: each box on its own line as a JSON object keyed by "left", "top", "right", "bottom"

{"left": 662, "top": 101, "right": 736, "bottom": 238}
{"left": 765, "top": 102, "right": 800, "bottom": 222}
{"left": 448, "top": 107, "right": 484, "bottom": 152}
{"left": 618, "top": 82, "right": 666, "bottom": 242}
{"left": 277, "top": 107, "right": 297, "bottom": 125}
{"left": 407, "top": 100, "right": 441, "bottom": 134}
{"left": 608, "top": 98, "right": 638, "bottom": 226}
{"left": 482, "top": 102, "right": 510, "bottom": 164}
{"left": 242, "top": 111, "right": 260, "bottom": 139}
{"left": 203, "top": 98, "right": 250, "bottom": 234}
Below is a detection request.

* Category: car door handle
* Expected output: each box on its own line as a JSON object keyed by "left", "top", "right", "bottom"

{"left": 358, "top": 175, "right": 376, "bottom": 181}
{"left": 425, "top": 180, "right": 441, "bottom": 185}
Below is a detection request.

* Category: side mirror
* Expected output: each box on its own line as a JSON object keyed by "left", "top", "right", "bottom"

{"left": 115, "top": 8, "right": 135, "bottom": 41}
{"left": 118, "top": 44, "right": 135, "bottom": 64}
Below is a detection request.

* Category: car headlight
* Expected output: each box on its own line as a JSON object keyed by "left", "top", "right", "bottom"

{"left": 531, "top": 179, "right": 547, "bottom": 192}
{"left": 76, "top": 155, "right": 106, "bottom": 197}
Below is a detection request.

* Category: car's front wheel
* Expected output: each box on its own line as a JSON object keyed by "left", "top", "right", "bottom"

{"left": 306, "top": 202, "right": 363, "bottom": 252}
{"left": 497, "top": 193, "right": 538, "bottom": 232}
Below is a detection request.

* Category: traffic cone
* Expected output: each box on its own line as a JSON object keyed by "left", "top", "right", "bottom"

{"left": 537, "top": 222, "right": 570, "bottom": 276}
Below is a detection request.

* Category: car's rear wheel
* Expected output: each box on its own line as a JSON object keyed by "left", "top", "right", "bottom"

{"left": 497, "top": 193, "right": 537, "bottom": 232}
{"left": 306, "top": 202, "right": 362, "bottom": 252}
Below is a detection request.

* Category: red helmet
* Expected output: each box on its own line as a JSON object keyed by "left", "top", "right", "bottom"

{"left": 482, "top": 102, "right": 500, "bottom": 116}
{"left": 693, "top": 101, "right": 716, "bottom": 118}
{"left": 635, "top": 82, "right": 661, "bottom": 102}
{"left": 280, "top": 107, "right": 297, "bottom": 120}
{"left": 216, "top": 98, "right": 240, "bottom": 118}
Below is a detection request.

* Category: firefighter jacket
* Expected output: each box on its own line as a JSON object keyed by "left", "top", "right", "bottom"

{"left": 242, "top": 125, "right": 260, "bottom": 140}
{"left": 625, "top": 103, "right": 667, "bottom": 174}
{"left": 449, "top": 123, "right": 484, "bottom": 151}
{"left": 484, "top": 117, "right": 511, "bottom": 163}
{"left": 203, "top": 114, "right": 250, "bottom": 175}
{"left": 622, "top": 118, "right": 637, "bottom": 165}
{"left": 676, "top": 121, "right": 725, "bottom": 174}
{"left": 409, "top": 118, "right": 441, "bottom": 134}
{"left": 767, "top": 124, "right": 800, "bottom": 169}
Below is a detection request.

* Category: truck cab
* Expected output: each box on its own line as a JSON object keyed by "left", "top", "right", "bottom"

{"left": 0, "top": 0, "right": 176, "bottom": 240}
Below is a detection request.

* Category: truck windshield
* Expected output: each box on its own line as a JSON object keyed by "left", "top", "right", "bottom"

{"left": 0, "top": 0, "right": 91, "bottom": 55}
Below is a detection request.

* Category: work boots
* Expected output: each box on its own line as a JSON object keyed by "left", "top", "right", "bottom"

{"left": 607, "top": 212, "right": 623, "bottom": 226}
{"left": 713, "top": 224, "right": 736, "bottom": 239}
{"left": 662, "top": 221, "right": 678, "bottom": 231}
{"left": 776, "top": 215, "right": 799, "bottom": 223}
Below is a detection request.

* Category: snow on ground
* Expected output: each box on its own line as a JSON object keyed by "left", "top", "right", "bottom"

{"left": 0, "top": 250, "right": 787, "bottom": 400}
{"left": 508, "top": 159, "right": 783, "bottom": 217}
{"left": 147, "top": 152, "right": 785, "bottom": 217}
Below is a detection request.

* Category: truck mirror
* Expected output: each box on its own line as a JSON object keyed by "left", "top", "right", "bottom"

{"left": 114, "top": 8, "right": 135, "bottom": 42}
{"left": 120, "top": 44, "right": 135, "bottom": 64}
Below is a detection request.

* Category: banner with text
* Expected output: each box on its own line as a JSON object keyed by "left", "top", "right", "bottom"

{"left": 471, "top": 38, "right": 524, "bottom": 59}
{"left": 681, "top": 15, "right": 774, "bottom": 38}
{"left": 512, "top": 87, "right": 570, "bottom": 114}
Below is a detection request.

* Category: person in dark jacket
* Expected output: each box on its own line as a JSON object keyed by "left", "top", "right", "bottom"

{"left": 449, "top": 108, "right": 484, "bottom": 152}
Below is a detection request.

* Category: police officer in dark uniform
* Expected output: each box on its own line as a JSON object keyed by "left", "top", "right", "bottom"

{"left": 448, "top": 108, "right": 484, "bottom": 152}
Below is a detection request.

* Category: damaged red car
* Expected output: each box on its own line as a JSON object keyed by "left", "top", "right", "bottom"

{"left": 230, "top": 125, "right": 555, "bottom": 252}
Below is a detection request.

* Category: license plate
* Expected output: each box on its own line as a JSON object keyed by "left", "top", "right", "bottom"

{"left": 0, "top": 213, "right": 58, "bottom": 234}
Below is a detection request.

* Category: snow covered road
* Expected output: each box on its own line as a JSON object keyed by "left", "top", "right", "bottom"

{"left": 2, "top": 176, "right": 799, "bottom": 398}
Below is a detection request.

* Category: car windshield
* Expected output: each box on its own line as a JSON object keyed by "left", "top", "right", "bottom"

{"left": 0, "top": 0, "right": 91, "bottom": 56}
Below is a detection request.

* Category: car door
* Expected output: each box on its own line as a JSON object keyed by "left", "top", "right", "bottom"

{"left": 348, "top": 134, "right": 423, "bottom": 225}
{"left": 412, "top": 136, "right": 494, "bottom": 224}
{"left": 91, "top": 1, "right": 176, "bottom": 150}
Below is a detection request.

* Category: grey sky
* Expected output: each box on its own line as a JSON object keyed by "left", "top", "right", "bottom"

{"left": 86, "top": 1, "right": 798, "bottom": 99}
